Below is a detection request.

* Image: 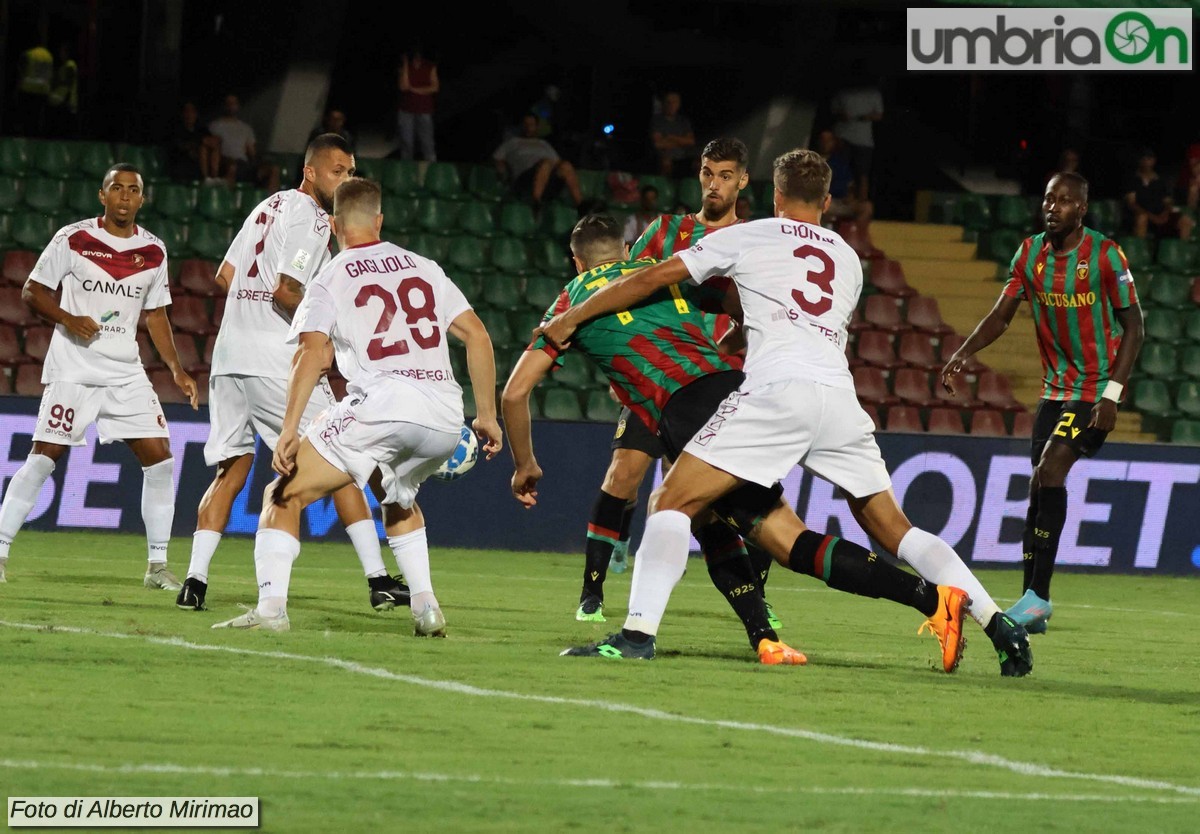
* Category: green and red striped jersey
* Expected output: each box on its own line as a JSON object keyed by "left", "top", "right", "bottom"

{"left": 530, "top": 259, "right": 739, "bottom": 432}
{"left": 1003, "top": 227, "right": 1139, "bottom": 401}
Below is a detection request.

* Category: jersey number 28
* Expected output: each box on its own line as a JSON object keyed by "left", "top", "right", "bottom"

{"left": 354, "top": 277, "right": 440, "bottom": 359}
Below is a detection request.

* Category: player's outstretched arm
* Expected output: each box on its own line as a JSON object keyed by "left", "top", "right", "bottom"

{"left": 539, "top": 256, "right": 691, "bottom": 349}
{"left": 21, "top": 279, "right": 99, "bottom": 341}
{"left": 449, "top": 309, "right": 503, "bottom": 459}
{"left": 1090, "top": 303, "right": 1144, "bottom": 431}
{"left": 274, "top": 331, "right": 332, "bottom": 477}
{"left": 145, "top": 306, "right": 198, "bottom": 410}
{"left": 940, "top": 293, "right": 1020, "bottom": 395}
{"left": 500, "top": 349, "right": 554, "bottom": 508}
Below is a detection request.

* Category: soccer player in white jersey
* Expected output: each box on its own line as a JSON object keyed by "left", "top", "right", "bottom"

{"left": 177, "top": 134, "right": 406, "bottom": 614}
{"left": 542, "top": 149, "right": 1034, "bottom": 676}
{"left": 212, "top": 177, "right": 502, "bottom": 633}
{"left": 0, "top": 164, "right": 198, "bottom": 588}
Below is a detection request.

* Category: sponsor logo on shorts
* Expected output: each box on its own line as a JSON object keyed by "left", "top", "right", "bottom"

{"left": 319, "top": 413, "right": 357, "bottom": 445}
{"left": 692, "top": 392, "right": 741, "bottom": 447}
{"left": 157, "top": 414, "right": 166, "bottom": 429}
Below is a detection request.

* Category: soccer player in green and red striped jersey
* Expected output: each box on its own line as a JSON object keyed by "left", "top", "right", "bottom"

{"left": 942, "top": 172, "right": 1144, "bottom": 633}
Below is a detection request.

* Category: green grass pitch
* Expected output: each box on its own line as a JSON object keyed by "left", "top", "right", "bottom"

{"left": 1, "top": 530, "right": 1198, "bottom": 832}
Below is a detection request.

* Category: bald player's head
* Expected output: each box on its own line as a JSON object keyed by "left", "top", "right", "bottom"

{"left": 332, "top": 177, "right": 382, "bottom": 244}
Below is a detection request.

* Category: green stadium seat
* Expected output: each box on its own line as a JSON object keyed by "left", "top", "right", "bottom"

{"left": 927, "top": 191, "right": 962, "bottom": 225}
{"left": 526, "top": 275, "right": 564, "bottom": 310}
{"left": 585, "top": 389, "right": 621, "bottom": 422}
{"left": 153, "top": 183, "right": 196, "bottom": 220}
{"left": 1086, "top": 199, "right": 1121, "bottom": 237}
{"left": 237, "top": 187, "right": 271, "bottom": 213}
{"left": 638, "top": 175, "right": 676, "bottom": 209}
{"left": 1179, "top": 344, "right": 1200, "bottom": 381}
{"left": 1155, "top": 239, "right": 1196, "bottom": 273}
{"left": 74, "top": 141, "right": 114, "bottom": 179}
{"left": 529, "top": 238, "right": 569, "bottom": 274}
{"left": 380, "top": 160, "right": 421, "bottom": 196}
{"left": 456, "top": 200, "right": 498, "bottom": 237}
{"left": 0, "top": 176, "right": 24, "bottom": 213}
{"left": 1170, "top": 419, "right": 1200, "bottom": 445}
{"left": 381, "top": 194, "right": 417, "bottom": 233}
{"left": 11, "top": 213, "right": 57, "bottom": 250}
{"left": 1176, "top": 381, "right": 1200, "bottom": 419}
{"left": 445, "top": 235, "right": 489, "bottom": 275}
{"left": 1143, "top": 308, "right": 1185, "bottom": 344}
{"left": 551, "top": 357, "right": 594, "bottom": 390}
{"left": 537, "top": 203, "right": 577, "bottom": 239}
{"left": 262, "top": 152, "right": 297, "bottom": 189}
{"left": 188, "top": 220, "right": 232, "bottom": 261}
{"left": 151, "top": 220, "right": 188, "bottom": 257}
{"left": 959, "top": 194, "right": 993, "bottom": 232}
{"left": 351, "top": 157, "right": 382, "bottom": 182}
{"left": 414, "top": 197, "right": 460, "bottom": 233}
{"left": 995, "top": 195, "right": 1035, "bottom": 231}
{"left": 466, "top": 165, "right": 506, "bottom": 202}
{"left": 1117, "top": 237, "right": 1152, "bottom": 271}
{"left": 477, "top": 309, "right": 515, "bottom": 346}
{"left": 541, "top": 388, "right": 584, "bottom": 420}
{"left": 676, "top": 178, "right": 702, "bottom": 211}
{"left": 480, "top": 278, "right": 524, "bottom": 311}
{"left": 498, "top": 203, "right": 537, "bottom": 238}
{"left": 1185, "top": 309, "right": 1200, "bottom": 342}
{"left": 422, "top": 162, "right": 464, "bottom": 199}
{"left": 30, "top": 141, "right": 75, "bottom": 179}
{"left": 195, "top": 186, "right": 238, "bottom": 223}
{"left": 117, "top": 144, "right": 165, "bottom": 179}
{"left": 455, "top": 273, "right": 483, "bottom": 300}
{"left": 405, "top": 232, "right": 448, "bottom": 262}
{"left": 0, "top": 138, "right": 30, "bottom": 175}
{"left": 1131, "top": 378, "right": 1177, "bottom": 419}
{"left": 1138, "top": 341, "right": 1179, "bottom": 380}
{"left": 0, "top": 215, "right": 13, "bottom": 249}
{"left": 1148, "top": 271, "right": 1192, "bottom": 311}
{"left": 64, "top": 178, "right": 100, "bottom": 216}
{"left": 490, "top": 237, "right": 531, "bottom": 274}
{"left": 23, "top": 178, "right": 64, "bottom": 214}
{"left": 983, "top": 228, "right": 1024, "bottom": 263}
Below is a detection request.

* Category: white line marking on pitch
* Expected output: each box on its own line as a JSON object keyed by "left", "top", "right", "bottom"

{"left": 0, "top": 758, "right": 1195, "bottom": 805}
{"left": 2, "top": 620, "right": 1197, "bottom": 799}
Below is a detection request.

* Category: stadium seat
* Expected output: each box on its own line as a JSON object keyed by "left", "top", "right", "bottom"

{"left": 380, "top": 160, "right": 421, "bottom": 197}
{"left": 406, "top": 232, "right": 449, "bottom": 262}
{"left": 455, "top": 200, "right": 498, "bottom": 238}
{"left": 1117, "top": 237, "right": 1152, "bottom": 271}
{"left": 1155, "top": 239, "right": 1196, "bottom": 273}
{"left": 455, "top": 273, "right": 483, "bottom": 299}
{"left": 638, "top": 175, "right": 676, "bottom": 209}
{"left": 1170, "top": 419, "right": 1200, "bottom": 445}
{"left": 927, "top": 407, "right": 966, "bottom": 434}
{"left": 1148, "top": 271, "right": 1192, "bottom": 311}
{"left": 852, "top": 366, "right": 899, "bottom": 407}
{"left": 21, "top": 326, "right": 53, "bottom": 362}
{"left": 30, "top": 141, "right": 75, "bottom": 178}
{"left": 148, "top": 368, "right": 190, "bottom": 404}
{"left": 551, "top": 357, "right": 596, "bottom": 390}
{"left": 1186, "top": 310, "right": 1200, "bottom": 343}
{"left": 498, "top": 203, "right": 537, "bottom": 238}
{"left": 445, "top": 235, "right": 489, "bottom": 275}
{"left": 75, "top": 141, "right": 115, "bottom": 179}
{"left": 64, "top": 178, "right": 101, "bottom": 216}
{"left": 171, "top": 296, "right": 213, "bottom": 335}
{"left": 854, "top": 330, "right": 903, "bottom": 370}
{"left": 1191, "top": 276, "right": 1200, "bottom": 306}
{"left": 481, "top": 278, "right": 524, "bottom": 311}
{"left": 195, "top": 186, "right": 238, "bottom": 223}
{"left": 0, "top": 325, "right": 23, "bottom": 366}
{"left": 1086, "top": 199, "right": 1121, "bottom": 237}
{"left": 14, "top": 363, "right": 44, "bottom": 397}
{"left": 117, "top": 144, "right": 165, "bottom": 179}
{"left": 528, "top": 238, "right": 569, "bottom": 274}
{"left": 11, "top": 213, "right": 57, "bottom": 251}
{"left": 860, "top": 402, "right": 882, "bottom": 431}
{"left": 575, "top": 169, "right": 606, "bottom": 204}
{"left": 970, "top": 409, "right": 1008, "bottom": 436}
{"left": 897, "top": 331, "right": 941, "bottom": 371}
{"left": 0, "top": 214, "right": 12, "bottom": 249}
{"left": 1143, "top": 308, "right": 1185, "bottom": 344}
{"left": 152, "top": 183, "right": 197, "bottom": 220}
{"left": 995, "top": 195, "right": 1036, "bottom": 231}
{"left": 837, "top": 221, "right": 882, "bottom": 260}
{"left": 3, "top": 251, "right": 37, "bottom": 286}
{"left": 861, "top": 295, "right": 908, "bottom": 334}
{"left": 525, "top": 275, "right": 563, "bottom": 310}
{"left": 0, "top": 175, "right": 24, "bottom": 212}
{"left": 938, "top": 334, "right": 986, "bottom": 375}
{"left": 490, "top": 237, "right": 531, "bottom": 274}
{"left": 135, "top": 331, "right": 163, "bottom": 370}
{"left": 0, "top": 287, "right": 37, "bottom": 326}
{"left": 179, "top": 259, "right": 220, "bottom": 296}
{"left": 210, "top": 297, "right": 225, "bottom": 330}
{"left": 585, "top": 389, "right": 622, "bottom": 422}
{"left": 892, "top": 367, "right": 939, "bottom": 407}
{"left": 173, "top": 335, "right": 204, "bottom": 373}
{"left": 1176, "top": 381, "right": 1200, "bottom": 419}
{"left": 466, "top": 165, "right": 506, "bottom": 203}
{"left": 538, "top": 203, "right": 578, "bottom": 240}
{"left": 868, "top": 259, "right": 916, "bottom": 298}
{"left": 0, "top": 137, "right": 30, "bottom": 175}
{"left": 188, "top": 221, "right": 233, "bottom": 262}
{"left": 982, "top": 228, "right": 1024, "bottom": 263}
{"left": 1131, "top": 379, "right": 1177, "bottom": 419}
{"left": 959, "top": 194, "right": 992, "bottom": 232}
{"left": 414, "top": 197, "right": 460, "bottom": 233}
{"left": 1011, "top": 410, "right": 1034, "bottom": 437}
{"left": 541, "top": 388, "right": 584, "bottom": 420}
{"left": 905, "top": 296, "right": 954, "bottom": 335}
{"left": 23, "top": 178, "right": 65, "bottom": 213}
{"left": 676, "top": 178, "right": 702, "bottom": 211}
{"left": 1179, "top": 344, "right": 1200, "bottom": 381}
{"left": 883, "top": 405, "right": 923, "bottom": 433}
{"left": 976, "top": 370, "right": 1024, "bottom": 411}
{"left": 1138, "top": 341, "right": 1180, "bottom": 380}
{"left": 422, "top": 162, "right": 464, "bottom": 199}
{"left": 151, "top": 220, "right": 189, "bottom": 258}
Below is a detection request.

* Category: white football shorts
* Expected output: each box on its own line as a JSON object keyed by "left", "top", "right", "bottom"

{"left": 684, "top": 378, "right": 892, "bottom": 499}
{"left": 204, "top": 374, "right": 336, "bottom": 466}
{"left": 33, "top": 378, "right": 169, "bottom": 446}
{"left": 306, "top": 396, "right": 459, "bottom": 509}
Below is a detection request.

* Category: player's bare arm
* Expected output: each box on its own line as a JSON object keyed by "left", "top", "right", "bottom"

{"left": 145, "top": 306, "right": 199, "bottom": 410}
{"left": 273, "top": 330, "right": 333, "bottom": 477}
{"left": 272, "top": 274, "right": 306, "bottom": 319}
{"left": 539, "top": 256, "right": 691, "bottom": 349}
{"left": 500, "top": 349, "right": 554, "bottom": 508}
{"left": 448, "top": 309, "right": 503, "bottom": 458}
{"left": 214, "top": 260, "right": 235, "bottom": 294}
{"left": 940, "top": 293, "right": 1021, "bottom": 395}
{"left": 21, "top": 278, "right": 99, "bottom": 341}
{"left": 1090, "top": 303, "right": 1144, "bottom": 432}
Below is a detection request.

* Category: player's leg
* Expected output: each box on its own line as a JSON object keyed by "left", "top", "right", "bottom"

{"left": 554, "top": 160, "right": 583, "bottom": 207}
{"left": 124, "top": 435, "right": 181, "bottom": 592}
{"left": 416, "top": 113, "right": 436, "bottom": 162}
{"left": 397, "top": 111, "right": 415, "bottom": 160}
{"left": 332, "top": 481, "right": 409, "bottom": 611}
{"left": 529, "top": 158, "right": 554, "bottom": 206}
{"left": 0, "top": 441, "right": 68, "bottom": 582}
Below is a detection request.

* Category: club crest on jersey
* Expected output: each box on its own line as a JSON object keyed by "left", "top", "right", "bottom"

{"left": 131, "top": 252, "right": 145, "bottom": 269}
{"left": 1075, "top": 262, "right": 1089, "bottom": 281}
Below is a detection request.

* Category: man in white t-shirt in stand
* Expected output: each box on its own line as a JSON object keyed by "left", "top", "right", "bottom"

{"left": 212, "top": 177, "right": 502, "bottom": 634}
{"left": 0, "top": 164, "right": 198, "bottom": 587}
{"left": 541, "top": 149, "right": 1033, "bottom": 677}
{"left": 177, "top": 134, "right": 407, "bottom": 614}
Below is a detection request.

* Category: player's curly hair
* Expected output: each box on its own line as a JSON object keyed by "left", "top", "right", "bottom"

{"left": 701, "top": 137, "right": 749, "bottom": 168}
{"left": 773, "top": 149, "right": 831, "bottom": 205}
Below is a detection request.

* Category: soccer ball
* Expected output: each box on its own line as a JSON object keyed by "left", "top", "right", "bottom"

{"left": 432, "top": 426, "right": 480, "bottom": 482}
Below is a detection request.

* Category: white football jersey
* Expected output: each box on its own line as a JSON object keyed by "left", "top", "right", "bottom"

{"left": 29, "top": 218, "right": 171, "bottom": 386}
{"left": 210, "top": 189, "right": 332, "bottom": 379}
{"left": 677, "top": 217, "right": 861, "bottom": 391}
{"left": 287, "top": 240, "right": 472, "bottom": 433}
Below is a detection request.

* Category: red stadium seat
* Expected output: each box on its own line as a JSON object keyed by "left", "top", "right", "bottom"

{"left": 847, "top": 305, "right": 868, "bottom": 334}
{"left": 977, "top": 370, "right": 1024, "bottom": 411}
{"left": 868, "top": 259, "right": 917, "bottom": 298}
{"left": 2, "top": 250, "right": 37, "bottom": 286}
{"left": 136, "top": 331, "right": 162, "bottom": 369}
{"left": 179, "top": 259, "right": 221, "bottom": 297}
{"left": 835, "top": 220, "right": 883, "bottom": 259}
{"left": 853, "top": 366, "right": 900, "bottom": 407}
{"left": 21, "top": 326, "right": 53, "bottom": 362}
{"left": 170, "top": 296, "right": 212, "bottom": 335}
{"left": 884, "top": 405, "right": 924, "bottom": 433}
{"left": 149, "top": 368, "right": 190, "bottom": 404}
{"left": 860, "top": 402, "right": 882, "bottom": 431}
{"left": 0, "top": 287, "right": 38, "bottom": 327}
{"left": 0, "top": 325, "right": 23, "bottom": 365}
{"left": 201, "top": 334, "right": 216, "bottom": 365}
{"left": 892, "top": 367, "right": 940, "bottom": 407}
{"left": 897, "top": 331, "right": 941, "bottom": 371}
{"left": 927, "top": 407, "right": 966, "bottom": 434}
{"left": 861, "top": 295, "right": 909, "bottom": 334}
{"left": 970, "top": 409, "right": 1009, "bottom": 436}
{"left": 939, "top": 333, "right": 987, "bottom": 374}
{"left": 854, "top": 330, "right": 903, "bottom": 370}
{"left": 14, "top": 363, "right": 44, "bottom": 397}
{"left": 1011, "top": 410, "right": 1034, "bottom": 437}
{"left": 211, "top": 297, "right": 226, "bottom": 329}
{"left": 905, "top": 296, "right": 954, "bottom": 335}
{"left": 193, "top": 371, "right": 210, "bottom": 405}
{"left": 173, "top": 334, "right": 203, "bottom": 372}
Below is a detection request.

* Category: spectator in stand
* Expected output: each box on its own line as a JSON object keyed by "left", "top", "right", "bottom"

{"left": 816, "top": 128, "right": 873, "bottom": 231}
{"left": 735, "top": 194, "right": 753, "bottom": 221}
{"left": 13, "top": 35, "right": 54, "bottom": 136}
{"left": 831, "top": 79, "right": 883, "bottom": 201}
{"left": 1123, "top": 147, "right": 1194, "bottom": 241}
{"left": 209, "top": 93, "right": 280, "bottom": 192}
{"left": 650, "top": 91, "right": 696, "bottom": 178}
{"left": 493, "top": 113, "right": 582, "bottom": 211}
{"left": 308, "top": 108, "right": 355, "bottom": 152}
{"left": 167, "top": 101, "right": 222, "bottom": 184}
{"left": 396, "top": 47, "right": 438, "bottom": 161}
{"left": 1177, "top": 138, "right": 1200, "bottom": 210}
{"left": 46, "top": 43, "right": 78, "bottom": 138}
{"left": 623, "top": 184, "right": 659, "bottom": 245}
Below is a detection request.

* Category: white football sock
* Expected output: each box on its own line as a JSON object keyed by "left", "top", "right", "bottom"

{"left": 0, "top": 454, "right": 56, "bottom": 560}
{"left": 623, "top": 509, "right": 692, "bottom": 636}
{"left": 254, "top": 528, "right": 300, "bottom": 617}
{"left": 388, "top": 529, "right": 436, "bottom": 609}
{"left": 187, "top": 529, "right": 222, "bottom": 582}
{"left": 897, "top": 527, "right": 1000, "bottom": 627}
{"left": 346, "top": 519, "right": 387, "bottom": 578}
{"left": 141, "top": 459, "right": 175, "bottom": 564}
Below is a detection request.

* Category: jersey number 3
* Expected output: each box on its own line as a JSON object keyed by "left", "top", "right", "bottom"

{"left": 790, "top": 245, "right": 835, "bottom": 316}
{"left": 354, "top": 277, "right": 440, "bottom": 359}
